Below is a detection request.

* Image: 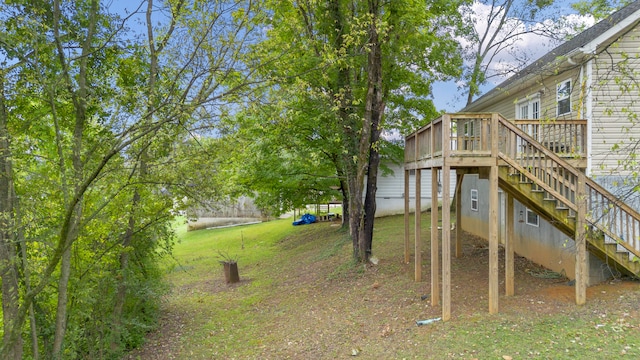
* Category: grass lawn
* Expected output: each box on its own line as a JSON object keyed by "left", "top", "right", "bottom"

{"left": 127, "top": 214, "right": 640, "bottom": 359}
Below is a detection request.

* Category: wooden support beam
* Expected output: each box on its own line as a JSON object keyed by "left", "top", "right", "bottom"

{"left": 490, "top": 113, "right": 499, "bottom": 157}
{"left": 442, "top": 165, "right": 451, "bottom": 321}
{"left": 489, "top": 165, "right": 499, "bottom": 314}
{"left": 415, "top": 169, "right": 422, "bottom": 282}
{"left": 404, "top": 169, "right": 410, "bottom": 264}
{"left": 455, "top": 173, "right": 464, "bottom": 258}
{"left": 505, "top": 193, "right": 515, "bottom": 296}
{"left": 447, "top": 156, "right": 495, "bottom": 168}
{"left": 489, "top": 113, "right": 500, "bottom": 314}
{"left": 576, "top": 173, "right": 587, "bottom": 305}
{"left": 431, "top": 168, "right": 439, "bottom": 306}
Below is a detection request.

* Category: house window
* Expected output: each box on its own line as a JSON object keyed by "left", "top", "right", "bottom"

{"left": 519, "top": 103, "right": 528, "bottom": 119}
{"left": 516, "top": 95, "right": 540, "bottom": 120}
{"left": 557, "top": 80, "right": 571, "bottom": 115}
{"left": 525, "top": 208, "right": 539, "bottom": 227}
{"left": 470, "top": 189, "right": 478, "bottom": 211}
{"left": 516, "top": 95, "right": 541, "bottom": 143}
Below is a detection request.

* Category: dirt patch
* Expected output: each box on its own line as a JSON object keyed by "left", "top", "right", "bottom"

{"left": 541, "top": 280, "right": 639, "bottom": 303}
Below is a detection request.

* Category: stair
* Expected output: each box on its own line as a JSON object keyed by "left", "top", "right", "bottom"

{"left": 497, "top": 118, "right": 640, "bottom": 277}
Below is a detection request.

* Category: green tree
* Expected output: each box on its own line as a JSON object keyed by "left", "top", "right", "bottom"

{"left": 0, "top": 0, "right": 265, "bottom": 357}
{"left": 0, "top": 64, "right": 23, "bottom": 360}
{"left": 238, "top": 0, "right": 464, "bottom": 261}
{"left": 571, "top": 0, "right": 633, "bottom": 21}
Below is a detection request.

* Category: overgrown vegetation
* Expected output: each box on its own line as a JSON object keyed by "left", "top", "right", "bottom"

{"left": 0, "top": 1, "right": 264, "bottom": 357}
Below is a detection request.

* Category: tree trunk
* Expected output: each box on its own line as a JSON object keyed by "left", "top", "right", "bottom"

{"left": 339, "top": 178, "right": 349, "bottom": 229}
{"left": 0, "top": 71, "right": 24, "bottom": 360}
{"left": 466, "top": 56, "right": 482, "bottom": 106}
{"left": 327, "top": 0, "right": 363, "bottom": 251}
{"left": 52, "top": 0, "right": 98, "bottom": 355}
{"left": 348, "top": 176, "right": 364, "bottom": 257}
{"left": 0, "top": 230, "right": 22, "bottom": 360}
{"left": 362, "top": 143, "right": 381, "bottom": 258}
{"left": 111, "top": 190, "right": 140, "bottom": 350}
{"left": 360, "top": 0, "right": 385, "bottom": 262}
{"left": 53, "top": 239, "right": 73, "bottom": 357}
{"left": 113, "top": 0, "right": 168, "bottom": 348}
{"left": 16, "top": 201, "right": 39, "bottom": 360}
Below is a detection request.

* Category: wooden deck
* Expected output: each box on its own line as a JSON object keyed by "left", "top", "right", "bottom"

{"left": 404, "top": 114, "right": 587, "bottom": 169}
{"left": 403, "top": 113, "right": 640, "bottom": 321}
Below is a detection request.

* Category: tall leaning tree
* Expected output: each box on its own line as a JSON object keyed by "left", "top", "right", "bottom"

{"left": 248, "top": 0, "right": 465, "bottom": 261}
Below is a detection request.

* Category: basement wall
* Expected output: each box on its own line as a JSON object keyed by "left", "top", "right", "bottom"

{"left": 460, "top": 174, "right": 611, "bottom": 285}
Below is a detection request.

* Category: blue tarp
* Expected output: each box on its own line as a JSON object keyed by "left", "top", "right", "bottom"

{"left": 292, "top": 213, "right": 316, "bottom": 226}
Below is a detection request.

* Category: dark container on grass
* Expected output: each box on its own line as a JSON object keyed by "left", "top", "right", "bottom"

{"left": 222, "top": 261, "right": 239, "bottom": 284}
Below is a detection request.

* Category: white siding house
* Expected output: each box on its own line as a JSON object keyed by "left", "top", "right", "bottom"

{"left": 374, "top": 163, "right": 456, "bottom": 217}
{"left": 456, "top": 1, "right": 640, "bottom": 284}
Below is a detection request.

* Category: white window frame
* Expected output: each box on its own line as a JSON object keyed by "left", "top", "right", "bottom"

{"left": 470, "top": 189, "right": 478, "bottom": 211}
{"left": 516, "top": 94, "right": 541, "bottom": 146}
{"left": 516, "top": 94, "right": 540, "bottom": 120}
{"left": 525, "top": 208, "right": 539, "bottom": 227}
{"left": 557, "top": 79, "right": 571, "bottom": 115}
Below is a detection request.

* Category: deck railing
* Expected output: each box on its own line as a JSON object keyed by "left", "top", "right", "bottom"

{"left": 404, "top": 114, "right": 587, "bottom": 163}
{"left": 497, "top": 116, "right": 640, "bottom": 261}
{"left": 512, "top": 119, "right": 587, "bottom": 156}
{"left": 498, "top": 117, "right": 581, "bottom": 213}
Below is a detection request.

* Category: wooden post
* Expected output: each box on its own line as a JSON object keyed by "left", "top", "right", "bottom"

{"left": 440, "top": 115, "right": 451, "bottom": 321}
{"left": 455, "top": 173, "right": 463, "bottom": 258}
{"left": 576, "top": 173, "right": 587, "bottom": 305}
{"left": 489, "top": 114, "right": 500, "bottom": 314}
{"left": 415, "top": 169, "right": 422, "bottom": 282}
{"left": 404, "top": 169, "right": 410, "bottom": 264}
{"left": 490, "top": 114, "right": 499, "bottom": 157}
{"left": 489, "top": 164, "right": 499, "bottom": 314}
{"left": 505, "top": 192, "right": 515, "bottom": 296}
{"left": 442, "top": 165, "right": 451, "bottom": 321}
{"left": 431, "top": 168, "right": 439, "bottom": 306}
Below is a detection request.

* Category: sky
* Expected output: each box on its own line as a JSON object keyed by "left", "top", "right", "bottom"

{"left": 105, "top": 0, "right": 595, "bottom": 114}
{"left": 431, "top": 0, "right": 594, "bottom": 112}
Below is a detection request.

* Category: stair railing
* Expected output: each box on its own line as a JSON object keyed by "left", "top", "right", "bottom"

{"left": 498, "top": 117, "right": 579, "bottom": 213}
{"left": 497, "top": 115, "right": 640, "bottom": 262}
